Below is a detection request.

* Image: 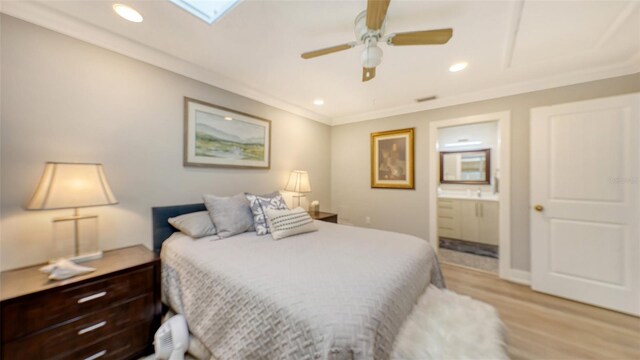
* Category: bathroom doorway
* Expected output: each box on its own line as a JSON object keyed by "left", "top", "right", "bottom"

{"left": 429, "top": 112, "right": 512, "bottom": 279}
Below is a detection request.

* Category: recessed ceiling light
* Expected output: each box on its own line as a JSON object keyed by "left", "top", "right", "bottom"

{"left": 313, "top": 99, "right": 324, "bottom": 106}
{"left": 224, "top": 116, "right": 233, "bottom": 121}
{"left": 113, "top": 4, "right": 143, "bottom": 23}
{"left": 449, "top": 62, "right": 468, "bottom": 72}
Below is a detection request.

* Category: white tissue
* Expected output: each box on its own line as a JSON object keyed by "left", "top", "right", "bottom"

{"left": 40, "top": 259, "right": 95, "bottom": 280}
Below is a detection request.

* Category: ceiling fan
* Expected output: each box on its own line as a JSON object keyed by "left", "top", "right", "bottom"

{"left": 301, "top": 0, "right": 453, "bottom": 82}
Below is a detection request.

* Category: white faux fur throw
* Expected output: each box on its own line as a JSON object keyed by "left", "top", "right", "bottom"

{"left": 390, "top": 285, "right": 508, "bottom": 360}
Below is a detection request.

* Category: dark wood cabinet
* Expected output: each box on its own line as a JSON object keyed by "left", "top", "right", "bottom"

{"left": 309, "top": 211, "right": 338, "bottom": 223}
{"left": 0, "top": 245, "right": 160, "bottom": 360}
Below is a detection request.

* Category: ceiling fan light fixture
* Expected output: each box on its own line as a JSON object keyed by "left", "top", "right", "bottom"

{"left": 449, "top": 62, "right": 468, "bottom": 72}
{"left": 361, "top": 43, "right": 383, "bottom": 69}
{"left": 300, "top": 1, "right": 453, "bottom": 82}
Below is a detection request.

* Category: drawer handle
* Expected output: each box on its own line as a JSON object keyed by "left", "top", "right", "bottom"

{"left": 84, "top": 350, "right": 107, "bottom": 360}
{"left": 78, "top": 291, "right": 107, "bottom": 304}
{"left": 78, "top": 320, "right": 107, "bottom": 335}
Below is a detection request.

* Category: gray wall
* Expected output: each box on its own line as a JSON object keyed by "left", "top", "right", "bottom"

{"left": 331, "top": 73, "right": 640, "bottom": 271}
{"left": 0, "top": 15, "right": 331, "bottom": 270}
{"left": 2, "top": 14, "right": 638, "bottom": 273}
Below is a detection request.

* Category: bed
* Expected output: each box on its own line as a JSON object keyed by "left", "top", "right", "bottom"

{"left": 153, "top": 204, "right": 444, "bottom": 360}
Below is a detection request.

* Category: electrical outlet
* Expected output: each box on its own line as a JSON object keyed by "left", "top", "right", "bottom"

{"left": 365, "top": 216, "right": 371, "bottom": 224}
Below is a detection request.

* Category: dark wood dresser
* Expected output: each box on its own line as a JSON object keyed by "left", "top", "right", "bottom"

{"left": 308, "top": 211, "right": 338, "bottom": 223}
{"left": 0, "top": 245, "right": 161, "bottom": 360}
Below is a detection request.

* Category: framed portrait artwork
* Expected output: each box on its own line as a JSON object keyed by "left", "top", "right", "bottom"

{"left": 370, "top": 128, "right": 415, "bottom": 189}
{"left": 184, "top": 97, "right": 271, "bottom": 169}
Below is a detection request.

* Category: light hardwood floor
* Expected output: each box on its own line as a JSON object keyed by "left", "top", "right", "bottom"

{"left": 441, "top": 263, "right": 640, "bottom": 360}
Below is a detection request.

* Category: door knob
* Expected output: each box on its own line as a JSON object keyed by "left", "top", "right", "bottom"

{"left": 534, "top": 204, "right": 544, "bottom": 212}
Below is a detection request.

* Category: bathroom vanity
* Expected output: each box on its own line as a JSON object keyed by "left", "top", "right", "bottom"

{"left": 437, "top": 146, "right": 499, "bottom": 246}
{"left": 437, "top": 196, "right": 499, "bottom": 245}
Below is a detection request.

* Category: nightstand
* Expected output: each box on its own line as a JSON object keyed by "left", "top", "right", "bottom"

{"left": 0, "top": 245, "right": 161, "bottom": 360}
{"left": 309, "top": 211, "right": 338, "bottom": 223}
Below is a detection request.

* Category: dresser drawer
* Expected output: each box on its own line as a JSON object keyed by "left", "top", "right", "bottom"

{"left": 72, "top": 322, "right": 150, "bottom": 360}
{"left": 2, "top": 293, "right": 153, "bottom": 360}
{"left": 437, "top": 217, "right": 458, "bottom": 229}
{"left": 437, "top": 207, "right": 457, "bottom": 219}
{"left": 437, "top": 200, "right": 455, "bottom": 209}
{"left": 2, "top": 266, "right": 154, "bottom": 342}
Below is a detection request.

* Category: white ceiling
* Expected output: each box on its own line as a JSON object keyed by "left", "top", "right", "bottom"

{"left": 4, "top": 0, "right": 640, "bottom": 125}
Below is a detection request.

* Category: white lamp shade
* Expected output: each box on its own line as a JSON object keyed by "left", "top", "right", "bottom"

{"left": 26, "top": 162, "right": 118, "bottom": 210}
{"left": 284, "top": 170, "right": 311, "bottom": 193}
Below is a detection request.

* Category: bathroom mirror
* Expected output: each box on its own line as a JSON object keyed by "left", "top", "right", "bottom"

{"left": 439, "top": 149, "right": 490, "bottom": 184}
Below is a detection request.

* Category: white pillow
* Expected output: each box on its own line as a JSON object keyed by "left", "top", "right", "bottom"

{"left": 265, "top": 207, "right": 317, "bottom": 240}
{"left": 168, "top": 211, "right": 217, "bottom": 238}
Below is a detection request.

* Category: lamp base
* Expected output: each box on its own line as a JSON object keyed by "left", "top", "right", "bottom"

{"left": 50, "top": 251, "right": 103, "bottom": 264}
{"left": 292, "top": 194, "right": 307, "bottom": 208}
{"left": 52, "top": 210, "right": 101, "bottom": 262}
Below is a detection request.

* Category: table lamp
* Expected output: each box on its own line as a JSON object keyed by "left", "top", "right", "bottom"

{"left": 26, "top": 162, "right": 118, "bottom": 262}
{"left": 284, "top": 170, "right": 311, "bottom": 208}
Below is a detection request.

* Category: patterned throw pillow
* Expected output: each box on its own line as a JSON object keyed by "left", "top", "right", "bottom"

{"left": 265, "top": 207, "right": 317, "bottom": 240}
{"left": 246, "top": 191, "right": 289, "bottom": 235}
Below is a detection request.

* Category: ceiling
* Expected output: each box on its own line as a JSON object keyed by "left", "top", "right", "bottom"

{"left": 4, "top": 0, "right": 640, "bottom": 125}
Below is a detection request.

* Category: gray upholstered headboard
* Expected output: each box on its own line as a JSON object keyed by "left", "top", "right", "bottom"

{"left": 151, "top": 203, "right": 207, "bottom": 253}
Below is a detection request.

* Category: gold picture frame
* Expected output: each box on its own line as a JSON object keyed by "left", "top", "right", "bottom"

{"left": 183, "top": 97, "right": 271, "bottom": 169}
{"left": 371, "top": 128, "right": 415, "bottom": 189}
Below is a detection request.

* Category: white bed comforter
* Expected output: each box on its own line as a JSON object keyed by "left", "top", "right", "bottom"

{"left": 161, "top": 221, "right": 444, "bottom": 360}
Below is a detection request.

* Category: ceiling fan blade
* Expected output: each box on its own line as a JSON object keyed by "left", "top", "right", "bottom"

{"left": 301, "top": 43, "right": 356, "bottom": 59}
{"left": 366, "top": 0, "right": 391, "bottom": 30}
{"left": 387, "top": 28, "right": 453, "bottom": 46}
{"left": 362, "top": 67, "right": 376, "bottom": 82}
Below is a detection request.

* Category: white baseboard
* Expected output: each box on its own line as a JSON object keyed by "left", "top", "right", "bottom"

{"left": 507, "top": 269, "right": 531, "bottom": 285}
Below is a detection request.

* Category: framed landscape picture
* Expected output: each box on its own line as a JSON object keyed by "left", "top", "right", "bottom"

{"left": 371, "top": 128, "right": 415, "bottom": 189}
{"left": 184, "top": 97, "right": 271, "bottom": 169}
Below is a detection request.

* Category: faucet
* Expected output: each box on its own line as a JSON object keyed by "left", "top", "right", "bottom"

{"left": 477, "top": 188, "right": 482, "bottom": 198}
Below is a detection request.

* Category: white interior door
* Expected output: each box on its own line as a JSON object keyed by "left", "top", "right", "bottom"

{"left": 530, "top": 93, "right": 640, "bottom": 316}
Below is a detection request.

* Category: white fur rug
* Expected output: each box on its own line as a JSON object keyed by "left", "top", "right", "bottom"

{"left": 390, "top": 285, "right": 508, "bottom": 360}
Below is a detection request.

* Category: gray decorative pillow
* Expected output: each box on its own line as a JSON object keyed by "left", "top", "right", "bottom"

{"left": 203, "top": 193, "right": 255, "bottom": 239}
{"left": 168, "top": 211, "right": 217, "bottom": 238}
{"left": 265, "top": 207, "right": 317, "bottom": 240}
{"left": 246, "top": 191, "right": 289, "bottom": 235}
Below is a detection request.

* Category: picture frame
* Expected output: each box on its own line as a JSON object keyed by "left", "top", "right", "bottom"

{"left": 371, "top": 128, "right": 415, "bottom": 189}
{"left": 184, "top": 97, "right": 271, "bottom": 169}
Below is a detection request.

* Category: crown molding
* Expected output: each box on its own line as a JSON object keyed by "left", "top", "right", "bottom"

{"left": 0, "top": 1, "right": 332, "bottom": 125}
{"left": 2, "top": 1, "right": 638, "bottom": 128}
{"left": 332, "top": 58, "right": 640, "bottom": 126}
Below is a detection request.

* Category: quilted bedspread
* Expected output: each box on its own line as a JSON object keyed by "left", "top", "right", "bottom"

{"left": 162, "top": 221, "right": 444, "bottom": 360}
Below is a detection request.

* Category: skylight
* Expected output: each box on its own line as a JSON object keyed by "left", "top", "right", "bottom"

{"left": 169, "top": 0, "right": 241, "bottom": 25}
